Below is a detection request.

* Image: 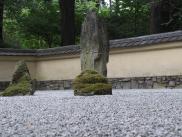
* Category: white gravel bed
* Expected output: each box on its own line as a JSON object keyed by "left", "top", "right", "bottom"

{"left": 1, "top": 89, "right": 182, "bottom": 137}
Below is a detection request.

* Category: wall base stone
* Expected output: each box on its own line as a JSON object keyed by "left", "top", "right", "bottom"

{"left": 36, "top": 80, "right": 72, "bottom": 90}
{"left": 1, "top": 75, "right": 182, "bottom": 91}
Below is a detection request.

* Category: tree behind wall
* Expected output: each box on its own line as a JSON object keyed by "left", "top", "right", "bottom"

{"left": 59, "top": 0, "right": 75, "bottom": 46}
{"left": 150, "top": 0, "right": 162, "bottom": 34}
{"left": 0, "top": 0, "right": 4, "bottom": 47}
{"left": 150, "top": 0, "right": 182, "bottom": 34}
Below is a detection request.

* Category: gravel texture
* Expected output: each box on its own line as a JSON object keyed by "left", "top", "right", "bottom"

{"left": 0, "top": 89, "right": 182, "bottom": 137}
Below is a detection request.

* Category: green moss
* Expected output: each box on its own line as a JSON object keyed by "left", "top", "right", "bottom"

{"left": 73, "top": 70, "right": 112, "bottom": 96}
{"left": 74, "top": 70, "right": 107, "bottom": 84}
{"left": 80, "top": 83, "right": 112, "bottom": 92}
{"left": 0, "top": 74, "right": 32, "bottom": 96}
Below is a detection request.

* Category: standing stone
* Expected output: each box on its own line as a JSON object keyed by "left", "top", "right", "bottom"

{"left": 80, "top": 10, "right": 109, "bottom": 76}
{"left": 73, "top": 10, "right": 112, "bottom": 96}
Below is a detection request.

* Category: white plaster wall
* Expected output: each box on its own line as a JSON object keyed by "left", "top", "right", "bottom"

{"left": 36, "top": 57, "right": 81, "bottom": 81}
{"left": 108, "top": 48, "right": 182, "bottom": 78}
{"left": 0, "top": 60, "right": 36, "bottom": 81}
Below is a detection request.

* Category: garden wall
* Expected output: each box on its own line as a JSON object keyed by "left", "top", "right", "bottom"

{"left": 0, "top": 31, "right": 182, "bottom": 90}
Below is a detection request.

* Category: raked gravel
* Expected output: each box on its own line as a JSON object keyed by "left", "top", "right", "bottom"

{"left": 1, "top": 89, "right": 182, "bottom": 137}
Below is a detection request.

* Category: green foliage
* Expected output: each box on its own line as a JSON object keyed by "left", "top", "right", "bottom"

{"left": 3, "top": 0, "right": 182, "bottom": 49}
{"left": 80, "top": 83, "right": 112, "bottom": 93}
{"left": 75, "top": 70, "right": 108, "bottom": 84}
{"left": 73, "top": 70, "right": 112, "bottom": 96}
{"left": 104, "top": 0, "right": 150, "bottom": 39}
{"left": 4, "top": 0, "right": 60, "bottom": 49}
{"left": 18, "top": 2, "right": 60, "bottom": 48}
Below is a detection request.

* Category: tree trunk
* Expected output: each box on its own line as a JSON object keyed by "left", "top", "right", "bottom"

{"left": 150, "top": 0, "right": 162, "bottom": 34}
{"left": 109, "top": 0, "right": 112, "bottom": 14}
{"left": 59, "top": 0, "right": 75, "bottom": 46}
{"left": 160, "top": 0, "right": 172, "bottom": 32}
{"left": 134, "top": 0, "right": 139, "bottom": 35}
{"left": 0, "top": 0, "right": 4, "bottom": 47}
{"left": 95, "top": 0, "right": 100, "bottom": 8}
{"left": 115, "top": 0, "right": 119, "bottom": 15}
{"left": 150, "top": 0, "right": 174, "bottom": 34}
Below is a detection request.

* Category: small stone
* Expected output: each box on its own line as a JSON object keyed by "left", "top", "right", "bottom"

{"left": 138, "top": 83, "right": 145, "bottom": 89}
{"left": 176, "top": 82, "right": 180, "bottom": 85}
{"left": 138, "top": 80, "right": 144, "bottom": 84}
{"left": 168, "top": 81, "right": 175, "bottom": 87}
{"left": 64, "top": 81, "right": 71, "bottom": 89}
{"left": 145, "top": 77, "right": 152, "bottom": 80}
{"left": 152, "top": 77, "right": 157, "bottom": 82}
{"left": 157, "top": 77, "right": 162, "bottom": 83}
{"left": 145, "top": 80, "right": 153, "bottom": 89}
{"left": 115, "top": 82, "right": 122, "bottom": 89}
{"left": 162, "top": 77, "right": 166, "bottom": 81}
{"left": 131, "top": 80, "right": 138, "bottom": 89}
{"left": 121, "top": 78, "right": 131, "bottom": 82}
{"left": 123, "top": 82, "right": 131, "bottom": 89}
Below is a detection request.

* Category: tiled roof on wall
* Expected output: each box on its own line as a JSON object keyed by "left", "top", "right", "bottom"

{"left": 110, "top": 30, "right": 182, "bottom": 48}
{"left": 0, "top": 31, "right": 182, "bottom": 56}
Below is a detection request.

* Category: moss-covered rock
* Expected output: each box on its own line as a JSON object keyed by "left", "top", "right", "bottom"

{"left": 0, "top": 61, "right": 34, "bottom": 96}
{"left": 73, "top": 70, "right": 112, "bottom": 96}
{"left": 1, "top": 74, "right": 32, "bottom": 96}
{"left": 12, "top": 60, "right": 30, "bottom": 83}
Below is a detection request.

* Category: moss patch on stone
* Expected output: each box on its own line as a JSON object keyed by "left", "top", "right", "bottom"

{"left": 73, "top": 70, "right": 112, "bottom": 96}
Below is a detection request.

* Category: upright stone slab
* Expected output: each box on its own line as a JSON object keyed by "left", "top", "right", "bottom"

{"left": 80, "top": 10, "right": 109, "bottom": 77}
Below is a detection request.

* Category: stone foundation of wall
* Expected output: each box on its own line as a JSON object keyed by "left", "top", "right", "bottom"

{"left": 36, "top": 80, "right": 73, "bottom": 90}
{"left": 109, "top": 76, "right": 182, "bottom": 89}
{"left": 1, "top": 75, "right": 182, "bottom": 92}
